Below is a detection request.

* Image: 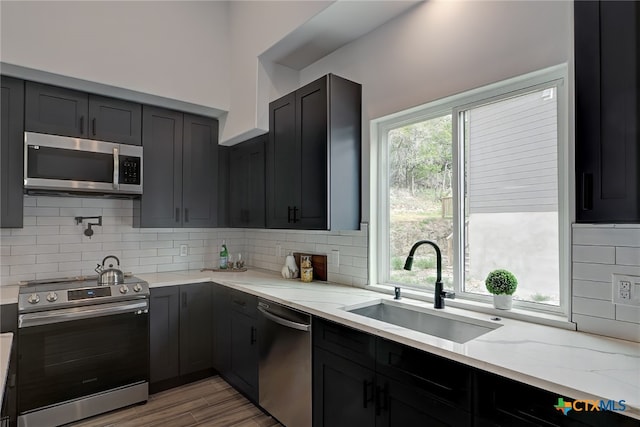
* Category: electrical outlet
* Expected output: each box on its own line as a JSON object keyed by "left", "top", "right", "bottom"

{"left": 180, "top": 244, "right": 188, "bottom": 257}
{"left": 612, "top": 274, "right": 640, "bottom": 306}
{"left": 276, "top": 244, "right": 282, "bottom": 257}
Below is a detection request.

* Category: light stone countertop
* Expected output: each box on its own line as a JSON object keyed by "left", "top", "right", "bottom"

{"left": 137, "top": 269, "right": 640, "bottom": 421}
{"left": 2, "top": 269, "right": 639, "bottom": 420}
{"left": 0, "top": 333, "right": 13, "bottom": 409}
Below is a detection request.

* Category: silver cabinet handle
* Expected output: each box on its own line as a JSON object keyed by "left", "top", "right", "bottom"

{"left": 257, "top": 305, "right": 310, "bottom": 331}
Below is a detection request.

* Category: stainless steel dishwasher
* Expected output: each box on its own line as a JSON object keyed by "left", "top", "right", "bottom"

{"left": 257, "top": 299, "right": 311, "bottom": 427}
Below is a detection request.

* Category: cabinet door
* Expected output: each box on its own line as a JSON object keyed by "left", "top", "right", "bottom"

{"left": 267, "top": 92, "right": 298, "bottom": 228}
{"left": 229, "top": 310, "right": 259, "bottom": 401}
{"left": 575, "top": 0, "right": 640, "bottom": 222}
{"left": 136, "top": 106, "right": 183, "bottom": 227}
{"left": 296, "top": 76, "right": 328, "bottom": 229}
{"left": 1, "top": 76, "right": 24, "bottom": 228}
{"left": 212, "top": 284, "right": 230, "bottom": 374}
{"left": 1, "top": 303, "right": 18, "bottom": 426}
{"left": 217, "top": 146, "right": 230, "bottom": 227}
{"left": 25, "top": 82, "right": 88, "bottom": 138}
{"left": 230, "top": 135, "right": 266, "bottom": 228}
{"left": 377, "top": 375, "right": 471, "bottom": 427}
{"left": 179, "top": 283, "right": 213, "bottom": 376}
{"left": 182, "top": 114, "right": 219, "bottom": 227}
{"left": 313, "top": 346, "right": 376, "bottom": 427}
{"left": 88, "top": 95, "right": 141, "bottom": 145}
{"left": 149, "top": 286, "right": 180, "bottom": 384}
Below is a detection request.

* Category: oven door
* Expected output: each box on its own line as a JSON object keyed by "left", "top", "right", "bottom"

{"left": 17, "top": 299, "right": 149, "bottom": 414}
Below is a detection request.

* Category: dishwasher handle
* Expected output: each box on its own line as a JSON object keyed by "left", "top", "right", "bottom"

{"left": 257, "top": 305, "right": 311, "bottom": 332}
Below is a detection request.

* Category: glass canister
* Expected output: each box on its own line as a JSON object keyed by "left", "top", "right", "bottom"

{"left": 300, "top": 255, "right": 313, "bottom": 283}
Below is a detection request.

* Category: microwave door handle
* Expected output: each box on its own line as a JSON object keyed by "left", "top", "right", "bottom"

{"left": 113, "top": 147, "right": 119, "bottom": 189}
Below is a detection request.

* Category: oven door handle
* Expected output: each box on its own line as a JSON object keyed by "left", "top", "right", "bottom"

{"left": 19, "top": 299, "right": 148, "bottom": 328}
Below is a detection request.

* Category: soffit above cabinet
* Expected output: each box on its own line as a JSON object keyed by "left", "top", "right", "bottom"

{"left": 261, "top": 1, "right": 422, "bottom": 70}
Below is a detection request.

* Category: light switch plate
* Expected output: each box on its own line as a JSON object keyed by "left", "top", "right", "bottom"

{"left": 612, "top": 274, "right": 640, "bottom": 306}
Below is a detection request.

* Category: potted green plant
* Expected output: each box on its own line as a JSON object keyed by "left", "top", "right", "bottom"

{"left": 485, "top": 269, "right": 518, "bottom": 310}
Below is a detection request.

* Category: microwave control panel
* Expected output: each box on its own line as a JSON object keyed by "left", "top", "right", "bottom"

{"left": 120, "top": 156, "right": 141, "bottom": 185}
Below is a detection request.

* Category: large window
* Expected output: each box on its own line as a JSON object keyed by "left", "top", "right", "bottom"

{"left": 375, "top": 66, "right": 568, "bottom": 314}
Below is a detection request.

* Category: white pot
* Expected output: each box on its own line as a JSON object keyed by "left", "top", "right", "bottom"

{"left": 493, "top": 294, "right": 513, "bottom": 310}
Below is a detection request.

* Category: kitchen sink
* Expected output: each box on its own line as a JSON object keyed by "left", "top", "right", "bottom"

{"left": 344, "top": 300, "right": 501, "bottom": 343}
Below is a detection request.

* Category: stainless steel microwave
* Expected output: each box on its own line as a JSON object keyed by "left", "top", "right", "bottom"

{"left": 24, "top": 132, "right": 143, "bottom": 195}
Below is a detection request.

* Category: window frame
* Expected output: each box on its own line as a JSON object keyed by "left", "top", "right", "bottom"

{"left": 372, "top": 64, "right": 570, "bottom": 317}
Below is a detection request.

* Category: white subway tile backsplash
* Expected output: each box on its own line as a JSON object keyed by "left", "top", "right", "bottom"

{"left": 616, "top": 305, "right": 640, "bottom": 324}
{"left": 2, "top": 197, "right": 369, "bottom": 294}
{"left": 37, "top": 234, "right": 81, "bottom": 244}
{"left": 572, "top": 313, "right": 640, "bottom": 342}
{"left": 11, "top": 262, "right": 58, "bottom": 275}
{"left": 573, "top": 226, "right": 640, "bottom": 247}
{"left": 572, "top": 224, "right": 640, "bottom": 342}
{"left": 572, "top": 296, "right": 615, "bottom": 319}
{"left": 616, "top": 247, "right": 640, "bottom": 267}
{"left": 572, "top": 279, "right": 612, "bottom": 300}
{"left": 572, "top": 245, "right": 615, "bottom": 264}
{"left": 36, "top": 253, "right": 81, "bottom": 263}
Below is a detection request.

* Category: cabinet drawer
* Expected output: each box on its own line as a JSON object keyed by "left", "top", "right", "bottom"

{"left": 475, "top": 371, "right": 639, "bottom": 427}
{"left": 228, "top": 289, "right": 258, "bottom": 318}
{"left": 376, "top": 338, "right": 471, "bottom": 410}
{"left": 313, "top": 318, "right": 375, "bottom": 369}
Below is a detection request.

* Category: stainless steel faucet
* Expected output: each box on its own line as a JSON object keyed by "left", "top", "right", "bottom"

{"left": 404, "top": 240, "right": 455, "bottom": 309}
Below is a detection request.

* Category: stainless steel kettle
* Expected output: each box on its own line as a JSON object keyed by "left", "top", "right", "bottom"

{"left": 95, "top": 255, "right": 124, "bottom": 285}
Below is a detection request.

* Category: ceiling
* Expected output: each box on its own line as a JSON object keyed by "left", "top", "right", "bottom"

{"left": 260, "top": 0, "right": 423, "bottom": 70}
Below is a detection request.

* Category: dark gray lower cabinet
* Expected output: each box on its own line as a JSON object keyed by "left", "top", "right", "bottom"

{"left": 1, "top": 303, "right": 17, "bottom": 427}
{"left": 149, "top": 283, "right": 213, "bottom": 393}
{"left": 1, "top": 76, "right": 24, "bottom": 228}
{"left": 211, "top": 284, "right": 259, "bottom": 403}
{"left": 313, "top": 318, "right": 638, "bottom": 427}
{"left": 475, "top": 371, "right": 639, "bottom": 427}
{"left": 313, "top": 318, "right": 471, "bottom": 427}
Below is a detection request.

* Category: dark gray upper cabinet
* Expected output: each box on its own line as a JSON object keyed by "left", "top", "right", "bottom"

{"left": 217, "top": 145, "right": 230, "bottom": 227}
{"left": 134, "top": 106, "right": 219, "bottom": 228}
{"left": 267, "top": 74, "right": 361, "bottom": 230}
{"left": 25, "top": 81, "right": 141, "bottom": 145}
{"left": 88, "top": 94, "right": 142, "bottom": 145}
{"left": 575, "top": 0, "right": 639, "bottom": 222}
{"left": 229, "top": 134, "right": 266, "bottom": 228}
{"left": 1, "top": 76, "right": 24, "bottom": 228}
{"left": 182, "top": 114, "right": 219, "bottom": 227}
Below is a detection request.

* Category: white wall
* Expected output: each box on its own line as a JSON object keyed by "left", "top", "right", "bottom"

{"left": 299, "top": 0, "right": 572, "bottom": 221}
{"left": 223, "top": 0, "right": 332, "bottom": 143}
{"left": 0, "top": 1, "right": 230, "bottom": 111}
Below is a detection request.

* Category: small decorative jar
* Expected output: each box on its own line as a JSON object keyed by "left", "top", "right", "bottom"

{"left": 300, "top": 255, "right": 313, "bottom": 283}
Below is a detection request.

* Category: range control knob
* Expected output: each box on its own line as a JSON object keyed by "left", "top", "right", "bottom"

{"left": 46, "top": 292, "right": 58, "bottom": 302}
{"left": 133, "top": 283, "right": 142, "bottom": 293}
{"left": 27, "top": 293, "right": 40, "bottom": 304}
{"left": 119, "top": 285, "right": 129, "bottom": 294}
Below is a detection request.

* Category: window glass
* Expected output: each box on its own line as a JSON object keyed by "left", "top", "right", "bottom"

{"left": 377, "top": 69, "right": 565, "bottom": 313}
{"left": 462, "top": 88, "right": 559, "bottom": 305}
{"left": 388, "top": 115, "right": 453, "bottom": 288}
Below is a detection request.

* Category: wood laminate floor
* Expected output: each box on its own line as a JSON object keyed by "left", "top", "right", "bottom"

{"left": 68, "top": 376, "right": 282, "bottom": 427}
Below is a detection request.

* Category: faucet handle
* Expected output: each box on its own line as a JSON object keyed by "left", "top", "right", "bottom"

{"left": 394, "top": 287, "right": 401, "bottom": 300}
{"left": 441, "top": 290, "right": 456, "bottom": 299}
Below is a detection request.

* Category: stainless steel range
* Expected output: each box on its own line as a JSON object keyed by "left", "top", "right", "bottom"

{"left": 17, "top": 275, "right": 150, "bottom": 427}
